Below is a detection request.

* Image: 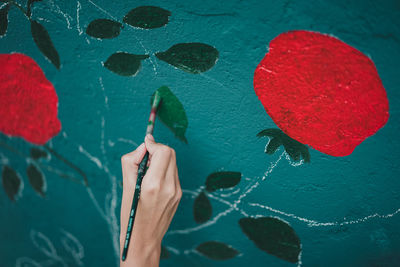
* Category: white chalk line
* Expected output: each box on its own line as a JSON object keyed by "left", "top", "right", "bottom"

{"left": 250, "top": 203, "right": 400, "bottom": 227}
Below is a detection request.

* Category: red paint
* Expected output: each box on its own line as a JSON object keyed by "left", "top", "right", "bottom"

{"left": 254, "top": 30, "right": 389, "bottom": 157}
{"left": 0, "top": 53, "right": 61, "bottom": 144}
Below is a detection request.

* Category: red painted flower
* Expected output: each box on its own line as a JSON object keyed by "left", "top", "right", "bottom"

{"left": 0, "top": 53, "right": 61, "bottom": 144}
{"left": 254, "top": 30, "right": 389, "bottom": 157}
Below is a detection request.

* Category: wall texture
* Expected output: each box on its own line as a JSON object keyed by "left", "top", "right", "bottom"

{"left": 1, "top": 0, "right": 400, "bottom": 266}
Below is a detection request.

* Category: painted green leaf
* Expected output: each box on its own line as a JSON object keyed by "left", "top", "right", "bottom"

{"left": 239, "top": 217, "right": 301, "bottom": 263}
{"left": 151, "top": 86, "right": 188, "bottom": 142}
{"left": 196, "top": 241, "right": 239, "bottom": 260}
{"left": 155, "top": 43, "right": 219, "bottom": 74}
{"left": 104, "top": 52, "right": 149, "bottom": 76}
{"left": 0, "top": 4, "right": 9, "bottom": 36}
{"left": 27, "top": 164, "right": 45, "bottom": 197}
{"left": 27, "top": 0, "right": 43, "bottom": 17}
{"left": 123, "top": 6, "right": 171, "bottom": 29}
{"left": 160, "top": 245, "right": 170, "bottom": 259}
{"left": 205, "top": 171, "right": 241, "bottom": 192}
{"left": 193, "top": 191, "right": 212, "bottom": 223}
{"left": 31, "top": 20, "right": 60, "bottom": 69}
{"left": 2, "top": 165, "right": 21, "bottom": 202}
{"left": 86, "top": 19, "right": 122, "bottom": 39}
{"left": 257, "top": 128, "right": 310, "bottom": 163}
{"left": 30, "top": 147, "right": 48, "bottom": 160}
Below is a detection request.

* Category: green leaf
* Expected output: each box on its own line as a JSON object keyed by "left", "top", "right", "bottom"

{"left": 193, "top": 191, "right": 212, "bottom": 223}
{"left": 257, "top": 128, "right": 311, "bottom": 162}
{"left": 104, "top": 52, "right": 149, "bottom": 76}
{"left": 151, "top": 86, "right": 188, "bottom": 142}
{"left": 2, "top": 165, "right": 21, "bottom": 202}
{"left": 86, "top": 19, "right": 122, "bottom": 39}
{"left": 239, "top": 217, "right": 301, "bottom": 263}
{"left": 31, "top": 20, "right": 60, "bottom": 69}
{"left": 160, "top": 245, "right": 170, "bottom": 259}
{"left": 205, "top": 171, "right": 241, "bottom": 192}
{"left": 27, "top": 164, "right": 45, "bottom": 197}
{"left": 196, "top": 241, "right": 239, "bottom": 260}
{"left": 256, "top": 128, "right": 282, "bottom": 138}
{"left": 155, "top": 43, "right": 219, "bottom": 74}
{"left": 266, "top": 137, "right": 282, "bottom": 155}
{"left": 123, "top": 6, "right": 171, "bottom": 29}
{"left": 27, "top": 0, "right": 42, "bottom": 17}
{"left": 30, "top": 147, "right": 48, "bottom": 160}
{"left": 0, "top": 4, "right": 9, "bottom": 37}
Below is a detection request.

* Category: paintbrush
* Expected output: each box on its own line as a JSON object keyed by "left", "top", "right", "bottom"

{"left": 121, "top": 90, "right": 162, "bottom": 261}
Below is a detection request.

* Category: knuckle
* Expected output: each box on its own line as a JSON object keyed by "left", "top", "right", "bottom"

{"left": 142, "top": 182, "right": 161, "bottom": 196}
{"left": 120, "top": 154, "right": 131, "bottom": 164}
{"left": 176, "top": 188, "right": 182, "bottom": 201}
{"left": 158, "top": 145, "right": 172, "bottom": 157}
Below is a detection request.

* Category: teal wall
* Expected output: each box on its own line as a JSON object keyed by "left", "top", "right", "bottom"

{"left": 1, "top": 0, "right": 400, "bottom": 266}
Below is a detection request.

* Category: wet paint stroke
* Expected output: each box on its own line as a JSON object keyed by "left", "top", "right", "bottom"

{"left": 151, "top": 86, "right": 188, "bottom": 142}
{"left": 254, "top": 30, "right": 389, "bottom": 157}
{"left": 0, "top": 53, "right": 61, "bottom": 145}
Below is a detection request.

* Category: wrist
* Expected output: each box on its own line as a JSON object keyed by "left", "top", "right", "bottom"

{"left": 120, "top": 241, "right": 161, "bottom": 267}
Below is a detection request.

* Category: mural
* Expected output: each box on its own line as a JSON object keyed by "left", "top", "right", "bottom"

{"left": 1, "top": 0, "right": 400, "bottom": 266}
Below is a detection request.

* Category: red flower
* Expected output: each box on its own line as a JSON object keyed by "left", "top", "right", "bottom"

{"left": 0, "top": 53, "right": 61, "bottom": 144}
{"left": 254, "top": 31, "right": 389, "bottom": 157}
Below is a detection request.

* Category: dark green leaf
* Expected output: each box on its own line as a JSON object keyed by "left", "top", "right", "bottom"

{"left": 86, "top": 19, "right": 122, "bottom": 39}
{"left": 205, "top": 171, "right": 241, "bottom": 192}
{"left": 27, "top": 0, "right": 42, "bottom": 17}
{"left": 151, "top": 86, "right": 188, "bottom": 142}
{"left": 160, "top": 245, "right": 170, "bottom": 259}
{"left": 196, "top": 241, "right": 239, "bottom": 260}
{"left": 2, "top": 165, "right": 21, "bottom": 202}
{"left": 30, "top": 147, "right": 48, "bottom": 160}
{"left": 104, "top": 52, "right": 149, "bottom": 76}
{"left": 31, "top": 20, "right": 60, "bottom": 69}
{"left": 299, "top": 146, "right": 311, "bottom": 163}
{"left": 193, "top": 191, "right": 212, "bottom": 223}
{"left": 123, "top": 6, "right": 171, "bottom": 29}
{"left": 258, "top": 128, "right": 311, "bottom": 162}
{"left": 239, "top": 217, "right": 301, "bottom": 263}
{"left": 257, "top": 128, "right": 282, "bottom": 138}
{"left": 27, "top": 164, "right": 45, "bottom": 197}
{"left": 266, "top": 137, "right": 282, "bottom": 155}
{"left": 155, "top": 43, "right": 219, "bottom": 74}
{"left": 0, "top": 4, "right": 9, "bottom": 36}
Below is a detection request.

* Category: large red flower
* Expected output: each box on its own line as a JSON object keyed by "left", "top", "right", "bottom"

{"left": 0, "top": 53, "right": 61, "bottom": 144}
{"left": 254, "top": 30, "right": 389, "bottom": 157}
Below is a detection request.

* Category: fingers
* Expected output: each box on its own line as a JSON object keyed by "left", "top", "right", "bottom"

{"left": 144, "top": 135, "right": 172, "bottom": 180}
{"left": 120, "top": 143, "right": 147, "bottom": 251}
{"left": 121, "top": 143, "right": 147, "bottom": 189}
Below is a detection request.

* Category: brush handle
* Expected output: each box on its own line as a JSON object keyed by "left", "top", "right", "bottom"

{"left": 121, "top": 151, "right": 149, "bottom": 261}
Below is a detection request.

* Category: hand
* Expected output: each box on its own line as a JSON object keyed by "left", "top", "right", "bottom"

{"left": 120, "top": 135, "right": 182, "bottom": 267}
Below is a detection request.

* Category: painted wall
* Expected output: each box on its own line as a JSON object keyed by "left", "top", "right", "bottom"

{"left": 1, "top": 0, "right": 400, "bottom": 266}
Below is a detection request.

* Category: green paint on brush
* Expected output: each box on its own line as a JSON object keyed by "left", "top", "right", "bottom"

{"left": 151, "top": 86, "right": 188, "bottom": 143}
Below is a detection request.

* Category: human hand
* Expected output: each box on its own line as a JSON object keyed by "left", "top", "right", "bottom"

{"left": 120, "top": 135, "right": 182, "bottom": 267}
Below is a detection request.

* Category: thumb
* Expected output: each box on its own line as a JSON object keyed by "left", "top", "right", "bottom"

{"left": 145, "top": 134, "right": 162, "bottom": 155}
